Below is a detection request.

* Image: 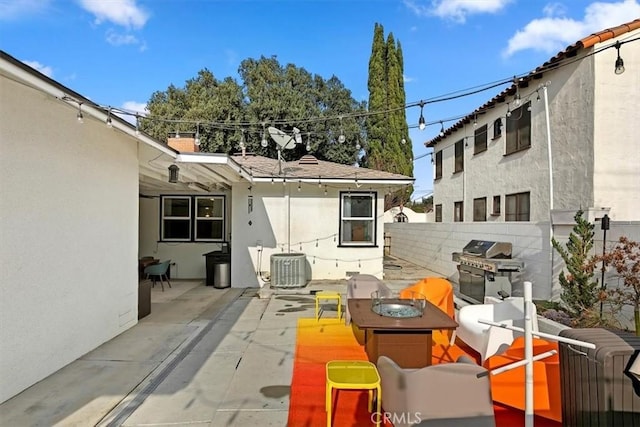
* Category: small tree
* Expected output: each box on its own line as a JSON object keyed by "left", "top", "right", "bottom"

{"left": 551, "top": 210, "right": 600, "bottom": 320}
{"left": 596, "top": 237, "right": 640, "bottom": 335}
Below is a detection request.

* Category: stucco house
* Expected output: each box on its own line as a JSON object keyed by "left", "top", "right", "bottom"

{"left": 426, "top": 19, "right": 640, "bottom": 224}
{"left": 385, "top": 20, "right": 640, "bottom": 305}
{"left": 383, "top": 205, "right": 427, "bottom": 223}
{"left": 0, "top": 50, "right": 413, "bottom": 403}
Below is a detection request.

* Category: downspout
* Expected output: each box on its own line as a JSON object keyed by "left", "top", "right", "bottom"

{"left": 543, "top": 84, "right": 555, "bottom": 291}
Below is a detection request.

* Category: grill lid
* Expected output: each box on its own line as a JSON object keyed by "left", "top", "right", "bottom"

{"left": 462, "top": 240, "right": 512, "bottom": 259}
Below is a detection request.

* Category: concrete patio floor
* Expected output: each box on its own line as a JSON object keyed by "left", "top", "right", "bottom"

{"left": 0, "top": 257, "right": 440, "bottom": 427}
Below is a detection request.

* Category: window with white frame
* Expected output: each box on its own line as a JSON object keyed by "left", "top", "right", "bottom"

{"left": 162, "top": 196, "right": 191, "bottom": 241}
{"left": 161, "top": 195, "right": 225, "bottom": 241}
{"left": 340, "top": 192, "right": 376, "bottom": 246}
{"left": 195, "top": 197, "right": 225, "bottom": 241}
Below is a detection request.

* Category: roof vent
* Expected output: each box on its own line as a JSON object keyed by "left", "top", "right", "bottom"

{"left": 299, "top": 155, "right": 319, "bottom": 165}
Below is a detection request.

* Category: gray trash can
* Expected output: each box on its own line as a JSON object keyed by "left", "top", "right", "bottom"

{"left": 204, "top": 250, "right": 231, "bottom": 288}
{"left": 214, "top": 261, "right": 230, "bottom": 288}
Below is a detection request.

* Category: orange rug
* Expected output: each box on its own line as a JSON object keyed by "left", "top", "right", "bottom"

{"left": 288, "top": 318, "right": 562, "bottom": 427}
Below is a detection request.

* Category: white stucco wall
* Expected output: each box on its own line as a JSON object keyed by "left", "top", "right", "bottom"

{"left": 0, "top": 76, "right": 140, "bottom": 402}
{"left": 231, "top": 182, "right": 387, "bottom": 287}
{"left": 592, "top": 31, "right": 640, "bottom": 221}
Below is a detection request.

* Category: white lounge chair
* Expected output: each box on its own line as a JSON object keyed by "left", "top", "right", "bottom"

{"left": 456, "top": 297, "right": 538, "bottom": 364}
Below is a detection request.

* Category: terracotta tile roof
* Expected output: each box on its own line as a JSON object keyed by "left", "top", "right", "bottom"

{"left": 426, "top": 19, "right": 640, "bottom": 148}
{"left": 231, "top": 153, "right": 414, "bottom": 182}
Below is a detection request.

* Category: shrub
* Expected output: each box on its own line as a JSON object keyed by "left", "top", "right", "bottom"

{"left": 551, "top": 210, "right": 600, "bottom": 320}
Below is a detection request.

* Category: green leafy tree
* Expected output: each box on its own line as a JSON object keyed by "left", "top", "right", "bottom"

{"left": 142, "top": 57, "right": 366, "bottom": 165}
{"left": 551, "top": 210, "right": 600, "bottom": 319}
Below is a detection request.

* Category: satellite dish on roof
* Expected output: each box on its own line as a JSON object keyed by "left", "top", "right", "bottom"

{"left": 269, "top": 127, "right": 296, "bottom": 150}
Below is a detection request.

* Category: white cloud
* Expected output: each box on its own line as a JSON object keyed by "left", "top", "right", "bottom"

{"left": 117, "top": 101, "right": 147, "bottom": 124}
{"left": 404, "top": 74, "right": 416, "bottom": 83}
{"left": 77, "top": 0, "right": 149, "bottom": 29}
{"left": 106, "top": 29, "right": 139, "bottom": 46}
{"left": 404, "top": 0, "right": 512, "bottom": 23}
{"left": 504, "top": 0, "right": 640, "bottom": 57}
{"left": 122, "top": 101, "right": 148, "bottom": 116}
{"left": 22, "top": 60, "right": 53, "bottom": 77}
{"left": 0, "top": 0, "right": 51, "bottom": 20}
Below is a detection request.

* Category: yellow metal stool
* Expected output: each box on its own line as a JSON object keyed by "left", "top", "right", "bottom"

{"left": 315, "top": 291, "right": 342, "bottom": 321}
{"left": 325, "top": 360, "right": 381, "bottom": 427}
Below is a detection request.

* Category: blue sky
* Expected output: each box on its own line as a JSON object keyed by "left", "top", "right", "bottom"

{"left": 1, "top": 0, "right": 639, "bottom": 200}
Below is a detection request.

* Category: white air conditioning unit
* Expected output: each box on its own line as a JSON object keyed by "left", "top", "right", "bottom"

{"left": 270, "top": 253, "right": 307, "bottom": 288}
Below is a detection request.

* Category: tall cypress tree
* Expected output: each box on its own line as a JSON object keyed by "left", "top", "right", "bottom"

{"left": 365, "top": 24, "right": 414, "bottom": 206}
{"left": 366, "top": 23, "right": 387, "bottom": 170}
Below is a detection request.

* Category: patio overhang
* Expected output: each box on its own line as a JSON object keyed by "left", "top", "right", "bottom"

{"left": 138, "top": 147, "right": 251, "bottom": 194}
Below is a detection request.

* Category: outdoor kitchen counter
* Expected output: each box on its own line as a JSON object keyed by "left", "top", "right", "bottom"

{"left": 348, "top": 298, "right": 458, "bottom": 368}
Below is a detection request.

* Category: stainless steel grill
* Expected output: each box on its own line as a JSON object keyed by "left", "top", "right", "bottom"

{"left": 452, "top": 240, "right": 524, "bottom": 303}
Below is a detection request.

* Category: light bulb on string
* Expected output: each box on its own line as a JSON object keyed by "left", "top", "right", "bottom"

{"left": 77, "top": 103, "right": 84, "bottom": 123}
{"left": 305, "top": 133, "right": 311, "bottom": 152}
{"left": 261, "top": 122, "right": 268, "bottom": 148}
{"left": 338, "top": 116, "right": 346, "bottom": 143}
{"left": 614, "top": 41, "right": 625, "bottom": 75}
{"left": 106, "top": 107, "right": 113, "bottom": 127}
{"left": 135, "top": 115, "right": 141, "bottom": 136}
{"left": 417, "top": 101, "right": 426, "bottom": 130}
{"left": 194, "top": 122, "right": 201, "bottom": 146}
{"left": 512, "top": 77, "right": 521, "bottom": 107}
{"left": 439, "top": 121, "right": 444, "bottom": 137}
{"left": 293, "top": 127, "right": 302, "bottom": 145}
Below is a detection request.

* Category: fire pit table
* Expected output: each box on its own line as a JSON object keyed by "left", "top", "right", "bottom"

{"left": 348, "top": 298, "right": 458, "bottom": 368}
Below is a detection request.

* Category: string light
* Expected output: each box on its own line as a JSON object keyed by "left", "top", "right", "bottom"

{"left": 261, "top": 122, "right": 268, "bottom": 147}
{"left": 337, "top": 116, "right": 346, "bottom": 143}
{"left": 106, "top": 107, "right": 113, "bottom": 127}
{"left": 439, "top": 121, "right": 444, "bottom": 137}
{"left": 56, "top": 36, "right": 637, "bottom": 144}
{"left": 194, "top": 122, "right": 201, "bottom": 146}
{"left": 76, "top": 103, "right": 83, "bottom": 123}
{"left": 614, "top": 41, "right": 625, "bottom": 75}
{"left": 417, "top": 101, "right": 426, "bottom": 130}
{"left": 135, "top": 115, "right": 141, "bottom": 135}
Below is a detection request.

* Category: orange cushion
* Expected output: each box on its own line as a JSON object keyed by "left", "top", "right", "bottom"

{"left": 400, "top": 277, "right": 454, "bottom": 318}
{"left": 484, "top": 338, "right": 561, "bottom": 422}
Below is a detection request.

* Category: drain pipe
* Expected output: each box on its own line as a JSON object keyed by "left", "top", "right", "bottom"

{"left": 542, "top": 83, "right": 555, "bottom": 291}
